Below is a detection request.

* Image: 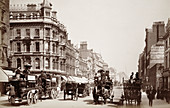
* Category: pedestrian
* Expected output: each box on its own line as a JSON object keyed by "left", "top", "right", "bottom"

{"left": 156, "top": 87, "right": 160, "bottom": 99}
{"left": 129, "top": 72, "right": 134, "bottom": 83}
{"left": 147, "top": 86, "right": 156, "bottom": 107}
{"left": 40, "top": 71, "right": 47, "bottom": 92}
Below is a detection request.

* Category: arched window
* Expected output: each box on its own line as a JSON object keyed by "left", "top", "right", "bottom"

{"left": 35, "top": 58, "right": 40, "bottom": 69}
{"left": 45, "top": 58, "right": 50, "bottom": 69}
{"left": 17, "top": 58, "right": 21, "bottom": 68}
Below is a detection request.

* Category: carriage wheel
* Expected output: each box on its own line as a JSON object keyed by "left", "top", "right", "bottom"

{"left": 71, "top": 94, "right": 73, "bottom": 100}
{"left": 53, "top": 90, "right": 57, "bottom": 99}
{"left": 74, "top": 88, "right": 78, "bottom": 101}
{"left": 27, "top": 92, "right": 33, "bottom": 105}
{"left": 8, "top": 96, "right": 11, "bottom": 102}
{"left": 33, "top": 93, "right": 38, "bottom": 104}
{"left": 50, "top": 89, "right": 55, "bottom": 99}
{"left": 103, "top": 97, "right": 107, "bottom": 104}
{"left": 64, "top": 90, "right": 66, "bottom": 100}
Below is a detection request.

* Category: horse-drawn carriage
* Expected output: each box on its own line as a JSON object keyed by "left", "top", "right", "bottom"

{"left": 64, "top": 82, "right": 78, "bottom": 100}
{"left": 8, "top": 74, "right": 40, "bottom": 105}
{"left": 123, "top": 77, "right": 142, "bottom": 105}
{"left": 7, "top": 65, "right": 58, "bottom": 105}
{"left": 93, "top": 69, "right": 114, "bottom": 104}
{"left": 78, "top": 83, "right": 90, "bottom": 97}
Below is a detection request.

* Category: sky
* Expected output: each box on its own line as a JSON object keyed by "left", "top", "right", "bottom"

{"left": 11, "top": 0, "right": 170, "bottom": 76}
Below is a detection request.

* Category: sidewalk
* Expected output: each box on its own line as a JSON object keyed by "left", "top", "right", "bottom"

{"left": 141, "top": 92, "right": 170, "bottom": 108}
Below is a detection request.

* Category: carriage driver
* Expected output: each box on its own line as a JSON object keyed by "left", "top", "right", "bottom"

{"left": 22, "top": 63, "right": 32, "bottom": 80}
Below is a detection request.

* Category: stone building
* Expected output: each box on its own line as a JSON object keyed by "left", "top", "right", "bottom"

{"left": 139, "top": 21, "right": 165, "bottom": 89}
{"left": 0, "top": 0, "right": 10, "bottom": 96}
{"left": 9, "top": 0, "right": 68, "bottom": 86}
{"left": 65, "top": 40, "right": 78, "bottom": 76}
{"left": 79, "top": 41, "right": 94, "bottom": 79}
{"left": 163, "top": 18, "right": 170, "bottom": 90}
{"left": 0, "top": 0, "right": 9, "bottom": 68}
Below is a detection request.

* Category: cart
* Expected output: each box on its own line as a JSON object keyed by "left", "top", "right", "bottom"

{"left": 64, "top": 82, "right": 78, "bottom": 101}
{"left": 93, "top": 69, "right": 114, "bottom": 104}
{"left": 123, "top": 79, "right": 142, "bottom": 105}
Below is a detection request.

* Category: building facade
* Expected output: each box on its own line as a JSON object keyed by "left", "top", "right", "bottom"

{"left": 163, "top": 18, "right": 170, "bottom": 90}
{"left": 9, "top": 0, "right": 67, "bottom": 78}
{"left": 0, "top": 0, "right": 9, "bottom": 68}
{"left": 139, "top": 21, "right": 165, "bottom": 89}
{"left": 0, "top": 0, "right": 10, "bottom": 96}
{"left": 65, "top": 40, "right": 77, "bottom": 76}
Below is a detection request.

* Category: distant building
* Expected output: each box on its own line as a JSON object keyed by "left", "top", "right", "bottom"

{"left": 139, "top": 21, "right": 165, "bottom": 89}
{"left": 65, "top": 40, "right": 78, "bottom": 76}
{"left": 162, "top": 18, "right": 170, "bottom": 90}
{"left": 79, "top": 41, "right": 94, "bottom": 79}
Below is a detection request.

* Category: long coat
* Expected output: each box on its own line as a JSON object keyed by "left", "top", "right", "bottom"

{"left": 147, "top": 89, "right": 156, "bottom": 100}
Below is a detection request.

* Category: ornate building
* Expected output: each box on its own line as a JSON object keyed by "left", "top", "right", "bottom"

{"left": 163, "top": 18, "right": 170, "bottom": 90}
{"left": 9, "top": 0, "right": 67, "bottom": 77}
{"left": 65, "top": 40, "right": 78, "bottom": 76}
{"left": 0, "top": 0, "right": 9, "bottom": 68}
{"left": 0, "top": 0, "right": 10, "bottom": 96}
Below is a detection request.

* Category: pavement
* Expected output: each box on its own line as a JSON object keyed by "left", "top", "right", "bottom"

{"left": 118, "top": 92, "right": 170, "bottom": 108}
{"left": 1, "top": 91, "right": 170, "bottom": 108}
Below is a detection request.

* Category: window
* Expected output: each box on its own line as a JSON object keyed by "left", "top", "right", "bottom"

{"left": 53, "top": 59, "right": 55, "bottom": 69}
{"left": 35, "top": 29, "right": 39, "bottom": 37}
{"left": 53, "top": 44, "right": 55, "bottom": 53}
{"left": 165, "top": 40, "right": 168, "bottom": 49}
{"left": 46, "top": 28, "right": 50, "bottom": 36}
{"left": 26, "top": 29, "right": 30, "bottom": 37}
{"left": 45, "top": 58, "right": 50, "bottom": 69}
{"left": 10, "top": 28, "right": 13, "bottom": 37}
{"left": 60, "top": 62, "right": 63, "bottom": 71}
{"left": 17, "top": 58, "right": 21, "bottom": 68}
{"left": 26, "top": 57, "right": 31, "bottom": 64}
{"left": 52, "top": 31, "right": 55, "bottom": 39}
{"left": 46, "top": 11, "right": 50, "bottom": 16}
{"left": 1, "top": 32, "right": 3, "bottom": 44}
{"left": 35, "top": 42, "right": 40, "bottom": 52}
{"left": 60, "top": 47, "right": 63, "bottom": 56}
{"left": 26, "top": 43, "right": 30, "bottom": 52}
{"left": 45, "top": 41, "right": 50, "bottom": 52}
{"left": 35, "top": 58, "right": 40, "bottom": 69}
{"left": 1, "top": 10, "right": 5, "bottom": 21}
{"left": 165, "top": 56, "right": 168, "bottom": 68}
{"left": 16, "top": 29, "right": 21, "bottom": 37}
{"left": 17, "top": 42, "right": 21, "bottom": 52}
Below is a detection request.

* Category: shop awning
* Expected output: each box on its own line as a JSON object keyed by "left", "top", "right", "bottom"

{"left": 3, "top": 70, "right": 15, "bottom": 77}
{"left": 81, "top": 77, "right": 88, "bottom": 83}
{"left": 68, "top": 76, "right": 75, "bottom": 82}
{"left": 0, "top": 67, "right": 9, "bottom": 82}
{"left": 72, "top": 76, "right": 82, "bottom": 83}
{"left": 61, "top": 76, "right": 67, "bottom": 81}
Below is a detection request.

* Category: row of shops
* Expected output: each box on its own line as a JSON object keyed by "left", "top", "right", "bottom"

{"left": 0, "top": 67, "right": 92, "bottom": 96}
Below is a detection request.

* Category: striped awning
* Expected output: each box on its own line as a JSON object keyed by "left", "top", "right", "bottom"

{"left": 0, "top": 67, "right": 9, "bottom": 82}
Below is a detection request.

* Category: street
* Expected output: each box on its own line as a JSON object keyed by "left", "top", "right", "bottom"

{"left": 0, "top": 91, "right": 170, "bottom": 108}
